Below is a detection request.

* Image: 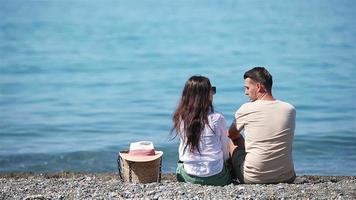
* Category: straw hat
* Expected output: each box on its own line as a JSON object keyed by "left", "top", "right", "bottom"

{"left": 118, "top": 141, "right": 163, "bottom": 183}
{"left": 119, "top": 141, "right": 163, "bottom": 162}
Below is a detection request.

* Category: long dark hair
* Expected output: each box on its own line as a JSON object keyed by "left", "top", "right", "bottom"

{"left": 171, "top": 75, "right": 214, "bottom": 153}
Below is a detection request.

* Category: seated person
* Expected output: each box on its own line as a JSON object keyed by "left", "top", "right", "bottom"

{"left": 171, "top": 75, "right": 231, "bottom": 186}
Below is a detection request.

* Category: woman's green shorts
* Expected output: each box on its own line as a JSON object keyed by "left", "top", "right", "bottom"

{"left": 176, "top": 162, "right": 232, "bottom": 186}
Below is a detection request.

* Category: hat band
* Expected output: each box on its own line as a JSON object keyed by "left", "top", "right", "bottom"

{"left": 129, "top": 149, "right": 155, "bottom": 156}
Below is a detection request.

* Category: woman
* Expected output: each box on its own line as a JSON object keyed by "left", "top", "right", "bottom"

{"left": 171, "top": 75, "right": 232, "bottom": 186}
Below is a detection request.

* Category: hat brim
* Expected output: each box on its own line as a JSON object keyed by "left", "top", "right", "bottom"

{"left": 119, "top": 150, "right": 163, "bottom": 162}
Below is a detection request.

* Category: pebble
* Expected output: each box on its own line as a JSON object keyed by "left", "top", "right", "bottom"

{"left": 0, "top": 173, "right": 355, "bottom": 199}
{"left": 24, "top": 195, "right": 47, "bottom": 200}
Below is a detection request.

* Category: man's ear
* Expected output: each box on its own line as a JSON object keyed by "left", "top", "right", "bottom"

{"left": 256, "top": 83, "right": 266, "bottom": 93}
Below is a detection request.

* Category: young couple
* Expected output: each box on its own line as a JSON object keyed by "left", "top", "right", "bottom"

{"left": 171, "top": 67, "right": 296, "bottom": 186}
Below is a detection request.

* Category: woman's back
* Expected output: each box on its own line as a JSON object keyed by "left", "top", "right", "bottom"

{"left": 178, "top": 112, "right": 229, "bottom": 177}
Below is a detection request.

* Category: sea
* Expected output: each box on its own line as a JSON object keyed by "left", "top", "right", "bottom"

{"left": 1, "top": 0, "right": 355, "bottom": 175}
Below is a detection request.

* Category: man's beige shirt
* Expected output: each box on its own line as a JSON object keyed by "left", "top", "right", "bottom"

{"left": 235, "top": 100, "right": 296, "bottom": 183}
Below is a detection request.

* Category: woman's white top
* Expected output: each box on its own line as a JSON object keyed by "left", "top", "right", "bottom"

{"left": 178, "top": 112, "right": 230, "bottom": 177}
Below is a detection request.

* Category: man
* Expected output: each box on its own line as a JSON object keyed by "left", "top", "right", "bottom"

{"left": 229, "top": 67, "right": 296, "bottom": 184}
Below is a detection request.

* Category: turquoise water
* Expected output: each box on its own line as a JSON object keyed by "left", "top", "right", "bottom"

{"left": 1, "top": 0, "right": 355, "bottom": 175}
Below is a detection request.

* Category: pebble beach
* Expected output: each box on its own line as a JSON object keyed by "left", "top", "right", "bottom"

{"left": 1, "top": 173, "right": 355, "bottom": 199}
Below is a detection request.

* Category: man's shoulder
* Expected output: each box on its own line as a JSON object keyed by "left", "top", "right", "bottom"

{"left": 239, "top": 101, "right": 255, "bottom": 108}
{"left": 237, "top": 100, "right": 295, "bottom": 113}
{"left": 237, "top": 101, "right": 260, "bottom": 111}
{"left": 234, "top": 102, "right": 257, "bottom": 117}
{"left": 276, "top": 100, "right": 296, "bottom": 111}
{"left": 236, "top": 102, "right": 253, "bottom": 112}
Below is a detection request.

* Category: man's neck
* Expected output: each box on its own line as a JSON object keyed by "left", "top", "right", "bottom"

{"left": 258, "top": 93, "right": 275, "bottom": 101}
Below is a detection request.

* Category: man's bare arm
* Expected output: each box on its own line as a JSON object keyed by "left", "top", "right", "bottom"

{"left": 228, "top": 120, "right": 245, "bottom": 149}
{"left": 228, "top": 120, "right": 241, "bottom": 140}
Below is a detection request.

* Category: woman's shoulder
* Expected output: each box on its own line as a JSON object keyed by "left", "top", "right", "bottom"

{"left": 209, "top": 111, "right": 226, "bottom": 122}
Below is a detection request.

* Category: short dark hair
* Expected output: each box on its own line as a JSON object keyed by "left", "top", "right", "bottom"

{"left": 244, "top": 67, "right": 273, "bottom": 93}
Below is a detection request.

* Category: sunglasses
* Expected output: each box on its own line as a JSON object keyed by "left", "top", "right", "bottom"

{"left": 211, "top": 86, "right": 216, "bottom": 94}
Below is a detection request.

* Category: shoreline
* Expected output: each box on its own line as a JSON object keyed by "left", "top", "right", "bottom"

{"left": 1, "top": 172, "right": 355, "bottom": 199}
